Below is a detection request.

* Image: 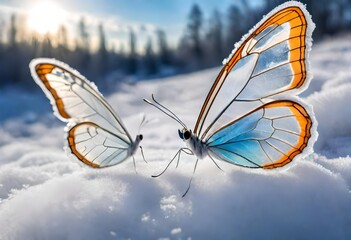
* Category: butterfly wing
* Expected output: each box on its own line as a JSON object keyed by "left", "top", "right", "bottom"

{"left": 194, "top": 2, "right": 315, "bottom": 141}
{"left": 67, "top": 122, "right": 131, "bottom": 168}
{"left": 30, "top": 58, "right": 133, "bottom": 167}
{"left": 207, "top": 100, "right": 313, "bottom": 168}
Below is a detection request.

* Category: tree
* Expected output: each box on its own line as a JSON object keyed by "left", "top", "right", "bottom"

{"left": 56, "top": 24, "right": 69, "bottom": 61}
{"left": 206, "top": 9, "right": 224, "bottom": 65}
{"left": 74, "top": 17, "right": 91, "bottom": 73}
{"left": 57, "top": 25, "right": 68, "bottom": 48}
{"left": 0, "top": 20, "right": 4, "bottom": 44}
{"left": 186, "top": 4, "right": 204, "bottom": 68}
{"left": 226, "top": 5, "right": 245, "bottom": 52}
{"left": 41, "top": 34, "right": 53, "bottom": 57}
{"left": 98, "top": 23, "right": 107, "bottom": 54}
{"left": 77, "top": 17, "right": 89, "bottom": 51}
{"left": 143, "top": 37, "right": 158, "bottom": 75}
{"left": 9, "top": 14, "right": 17, "bottom": 47}
{"left": 97, "top": 23, "right": 108, "bottom": 74}
{"left": 127, "top": 29, "right": 138, "bottom": 74}
{"left": 156, "top": 29, "right": 171, "bottom": 66}
{"left": 7, "top": 14, "right": 21, "bottom": 84}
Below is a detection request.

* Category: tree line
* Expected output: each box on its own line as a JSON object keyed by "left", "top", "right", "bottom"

{"left": 0, "top": 0, "right": 350, "bottom": 90}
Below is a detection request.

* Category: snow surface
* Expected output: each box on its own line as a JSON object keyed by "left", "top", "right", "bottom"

{"left": 1, "top": 35, "right": 351, "bottom": 239}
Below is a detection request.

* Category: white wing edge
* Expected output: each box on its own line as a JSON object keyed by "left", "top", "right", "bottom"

{"left": 222, "top": 0, "right": 315, "bottom": 98}
{"left": 29, "top": 58, "right": 104, "bottom": 123}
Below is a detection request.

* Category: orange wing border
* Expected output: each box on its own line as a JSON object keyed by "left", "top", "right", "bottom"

{"left": 67, "top": 122, "right": 101, "bottom": 168}
{"left": 262, "top": 101, "right": 311, "bottom": 169}
{"left": 34, "top": 63, "right": 72, "bottom": 119}
{"left": 194, "top": 1, "right": 315, "bottom": 137}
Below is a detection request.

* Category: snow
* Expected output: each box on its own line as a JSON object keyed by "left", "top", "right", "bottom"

{"left": 1, "top": 35, "right": 351, "bottom": 239}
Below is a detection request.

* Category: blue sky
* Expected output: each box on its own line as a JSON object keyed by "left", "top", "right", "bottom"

{"left": 0, "top": 0, "right": 264, "bottom": 51}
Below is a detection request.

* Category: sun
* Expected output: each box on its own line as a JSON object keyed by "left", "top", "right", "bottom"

{"left": 27, "top": 2, "right": 66, "bottom": 35}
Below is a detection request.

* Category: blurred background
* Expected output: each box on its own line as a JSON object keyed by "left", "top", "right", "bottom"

{"left": 0, "top": 0, "right": 350, "bottom": 91}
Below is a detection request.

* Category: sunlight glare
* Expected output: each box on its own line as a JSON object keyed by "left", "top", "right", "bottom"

{"left": 27, "top": 2, "right": 66, "bottom": 34}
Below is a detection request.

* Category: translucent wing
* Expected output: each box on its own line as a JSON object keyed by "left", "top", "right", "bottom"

{"left": 207, "top": 100, "right": 312, "bottom": 168}
{"left": 30, "top": 58, "right": 133, "bottom": 167}
{"left": 67, "top": 122, "right": 131, "bottom": 168}
{"left": 194, "top": 2, "right": 314, "bottom": 140}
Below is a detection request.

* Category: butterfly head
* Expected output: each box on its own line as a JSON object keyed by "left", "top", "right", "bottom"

{"left": 137, "top": 134, "right": 143, "bottom": 142}
{"left": 178, "top": 128, "right": 192, "bottom": 141}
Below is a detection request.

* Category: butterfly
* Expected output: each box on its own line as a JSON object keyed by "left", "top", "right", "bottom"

{"left": 30, "top": 58, "right": 145, "bottom": 169}
{"left": 145, "top": 1, "right": 317, "bottom": 196}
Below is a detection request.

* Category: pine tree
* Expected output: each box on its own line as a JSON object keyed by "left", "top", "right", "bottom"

{"left": 78, "top": 17, "right": 89, "bottom": 51}
{"left": 143, "top": 37, "right": 158, "bottom": 75}
{"left": 206, "top": 9, "right": 223, "bottom": 65}
{"left": 97, "top": 23, "right": 108, "bottom": 74}
{"left": 187, "top": 4, "right": 204, "bottom": 68}
{"left": 156, "top": 29, "right": 171, "bottom": 66}
{"left": 8, "top": 14, "right": 20, "bottom": 84}
{"left": 9, "top": 14, "right": 17, "bottom": 47}
{"left": 127, "top": 29, "right": 138, "bottom": 74}
{"left": 57, "top": 25, "right": 68, "bottom": 48}
{"left": 56, "top": 24, "right": 69, "bottom": 61}
{"left": 226, "top": 5, "right": 245, "bottom": 52}
{"left": 76, "top": 17, "right": 90, "bottom": 70}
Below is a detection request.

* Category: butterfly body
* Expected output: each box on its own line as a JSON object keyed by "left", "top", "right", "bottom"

{"left": 179, "top": 129, "right": 208, "bottom": 159}
{"left": 130, "top": 135, "right": 143, "bottom": 156}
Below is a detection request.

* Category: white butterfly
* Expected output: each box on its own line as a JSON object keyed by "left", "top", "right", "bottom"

{"left": 145, "top": 1, "right": 318, "bottom": 196}
{"left": 30, "top": 58, "right": 144, "bottom": 169}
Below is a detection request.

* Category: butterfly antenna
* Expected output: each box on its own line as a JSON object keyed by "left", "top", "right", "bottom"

{"left": 182, "top": 158, "right": 199, "bottom": 198}
{"left": 138, "top": 114, "right": 148, "bottom": 134}
{"left": 151, "top": 94, "right": 187, "bottom": 128}
{"left": 143, "top": 94, "right": 187, "bottom": 129}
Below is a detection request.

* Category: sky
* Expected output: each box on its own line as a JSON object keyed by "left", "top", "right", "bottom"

{"left": 0, "top": 0, "right": 264, "bottom": 51}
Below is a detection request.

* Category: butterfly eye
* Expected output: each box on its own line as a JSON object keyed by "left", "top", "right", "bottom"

{"left": 178, "top": 129, "right": 184, "bottom": 139}
{"left": 138, "top": 134, "right": 143, "bottom": 141}
{"left": 183, "top": 130, "right": 191, "bottom": 140}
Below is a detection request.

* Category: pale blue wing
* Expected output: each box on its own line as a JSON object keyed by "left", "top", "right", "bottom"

{"left": 207, "top": 101, "right": 312, "bottom": 169}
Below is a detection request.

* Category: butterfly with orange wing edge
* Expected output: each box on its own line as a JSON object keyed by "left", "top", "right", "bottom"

{"left": 30, "top": 58, "right": 146, "bottom": 170}
{"left": 145, "top": 1, "right": 318, "bottom": 197}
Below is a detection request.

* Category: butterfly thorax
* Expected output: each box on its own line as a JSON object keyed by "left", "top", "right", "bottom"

{"left": 185, "top": 131, "right": 208, "bottom": 159}
{"left": 129, "top": 134, "right": 143, "bottom": 156}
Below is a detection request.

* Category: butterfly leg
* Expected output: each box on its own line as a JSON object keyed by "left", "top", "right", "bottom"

{"left": 208, "top": 154, "right": 224, "bottom": 172}
{"left": 139, "top": 146, "right": 148, "bottom": 163}
{"left": 152, "top": 149, "right": 182, "bottom": 178}
{"left": 152, "top": 148, "right": 194, "bottom": 178}
{"left": 133, "top": 156, "right": 138, "bottom": 174}
{"left": 176, "top": 148, "right": 193, "bottom": 168}
{"left": 182, "top": 158, "right": 199, "bottom": 198}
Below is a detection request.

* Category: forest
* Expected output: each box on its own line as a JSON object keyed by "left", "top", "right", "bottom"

{"left": 0, "top": 0, "right": 350, "bottom": 90}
